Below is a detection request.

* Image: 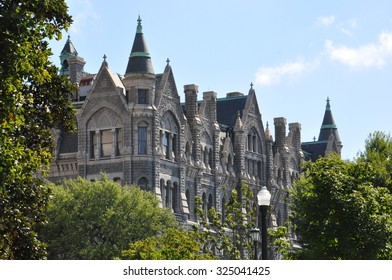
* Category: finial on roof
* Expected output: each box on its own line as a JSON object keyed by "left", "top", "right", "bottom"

{"left": 166, "top": 58, "right": 170, "bottom": 65}
{"left": 67, "top": 34, "right": 71, "bottom": 41}
{"left": 250, "top": 82, "right": 253, "bottom": 89}
{"left": 265, "top": 121, "right": 271, "bottom": 139}
{"left": 234, "top": 111, "right": 243, "bottom": 131}
{"left": 102, "top": 54, "right": 108, "bottom": 67}
{"left": 137, "top": 15, "right": 143, "bottom": 33}
{"left": 326, "top": 97, "right": 331, "bottom": 111}
{"left": 313, "top": 136, "right": 316, "bottom": 142}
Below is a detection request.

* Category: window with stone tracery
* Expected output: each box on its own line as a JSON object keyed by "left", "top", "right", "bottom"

{"left": 160, "top": 112, "right": 179, "bottom": 161}
{"left": 245, "top": 127, "right": 263, "bottom": 180}
{"left": 87, "top": 111, "right": 123, "bottom": 160}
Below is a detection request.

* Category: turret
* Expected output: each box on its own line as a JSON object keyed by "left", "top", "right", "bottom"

{"left": 301, "top": 98, "right": 343, "bottom": 161}
{"left": 124, "top": 16, "right": 155, "bottom": 76}
{"left": 123, "top": 16, "right": 156, "bottom": 106}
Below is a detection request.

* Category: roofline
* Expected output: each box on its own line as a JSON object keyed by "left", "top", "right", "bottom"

{"left": 301, "top": 140, "right": 328, "bottom": 145}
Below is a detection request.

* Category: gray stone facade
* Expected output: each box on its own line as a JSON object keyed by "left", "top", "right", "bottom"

{"left": 48, "top": 18, "right": 340, "bottom": 231}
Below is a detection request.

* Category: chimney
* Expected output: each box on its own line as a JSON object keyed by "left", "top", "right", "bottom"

{"left": 184, "top": 84, "right": 199, "bottom": 122}
{"left": 274, "top": 117, "right": 287, "bottom": 148}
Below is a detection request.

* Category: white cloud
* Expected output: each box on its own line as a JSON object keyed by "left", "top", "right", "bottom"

{"left": 325, "top": 32, "right": 392, "bottom": 68}
{"left": 316, "top": 15, "right": 335, "bottom": 27}
{"left": 255, "top": 60, "right": 318, "bottom": 86}
{"left": 337, "top": 19, "right": 357, "bottom": 37}
{"left": 68, "top": 0, "right": 100, "bottom": 34}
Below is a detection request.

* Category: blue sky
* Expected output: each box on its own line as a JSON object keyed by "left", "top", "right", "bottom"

{"left": 49, "top": 0, "right": 392, "bottom": 160}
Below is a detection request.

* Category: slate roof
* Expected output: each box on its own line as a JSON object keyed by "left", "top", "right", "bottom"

{"left": 301, "top": 98, "right": 341, "bottom": 161}
{"left": 318, "top": 98, "right": 340, "bottom": 142}
{"left": 125, "top": 17, "right": 154, "bottom": 75}
{"left": 216, "top": 95, "right": 247, "bottom": 128}
{"left": 181, "top": 95, "right": 247, "bottom": 131}
{"left": 301, "top": 141, "right": 327, "bottom": 162}
{"left": 61, "top": 35, "right": 78, "bottom": 55}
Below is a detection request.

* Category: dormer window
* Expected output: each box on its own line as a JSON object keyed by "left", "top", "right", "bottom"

{"left": 138, "top": 89, "right": 148, "bottom": 104}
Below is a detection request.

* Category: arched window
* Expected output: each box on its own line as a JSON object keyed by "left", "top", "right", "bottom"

{"left": 160, "top": 179, "right": 165, "bottom": 206}
{"left": 172, "top": 182, "right": 179, "bottom": 212}
{"left": 202, "top": 193, "right": 207, "bottom": 219}
{"left": 204, "top": 147, "right": 209, "bottom": 168}
{"left": 257, "top": 161, "right": 262, "bottom": 179}
{"left": 221, "top": 197, "right": 226, "bottom": 223}
{"left": 87, "top": 109, "right": 123, "bottom": 160}
{"left": 138, "top": 121, "right": 148, "bottom": 155}
{"left": 208, "top": 148, "right": 213, "bottom": 169}
{"left": 138, "top": 177, "right": 148, "bottom": 192}
{"left": 208, "top": 194, "right": 213, "bottom": 222}
{"left": 247, "top": 128, "right": 260, "bottom": 153}
{"left": 160, "top": 112, "right": 179, "bottom": 161}
{"left": 165, "top": 181, "right": 172, "bottom": 208}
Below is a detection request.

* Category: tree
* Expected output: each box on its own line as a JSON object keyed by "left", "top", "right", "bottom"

{"left": 358, "top": 131, "right": 392, "bottom": 192}
{"left": 0, "top": 0, "right": 74, "bottom": 259}
{"left": 291, "top": 154, "right": 392, "bottom": 259}
{"left": 268, "top": 224, "right": 294, "bottom": 260}
{"left": 120, "top": 228, "right": 215, "bottom": 260}
{"left": 192, "top": 182, "right": 257, "bottom": 260}
{"left": 39, "top": 176, "right": 177, "bottom": 259}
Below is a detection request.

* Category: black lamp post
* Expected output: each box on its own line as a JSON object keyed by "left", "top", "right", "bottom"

{"left": 257, "top": 186, "right": 271, "bottom": 260}
{"left": 250, "top": 227, "right": 260, "bottom": 260}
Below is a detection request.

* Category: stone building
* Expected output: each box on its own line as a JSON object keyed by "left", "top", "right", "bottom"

{"left": 48, "top": 17, "right": 341, "bottom": 229}
{"left": 301, "top": 97, "right": 343, "bottom": 161}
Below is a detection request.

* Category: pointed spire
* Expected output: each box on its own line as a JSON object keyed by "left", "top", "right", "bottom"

{"left": 125, "top": 16, "right": 154, "bottom": 75}
{"left": 265, "top": 121, "right": 271, "bottom": 140}
{"left": 318, "top": 97, "right": 340, "bottom": 142}
{"left": 234, "top": 111, "right": 243, "bottom": 131}
{"left": 61, "top": 34, "right": 78, "bottom": 56}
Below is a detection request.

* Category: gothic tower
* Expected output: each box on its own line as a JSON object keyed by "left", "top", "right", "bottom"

{"left": 301, "top": 98, "right": 343, "bottom": 161}
{"left": 59, "top": 35, "right": 86, "bottom": 85}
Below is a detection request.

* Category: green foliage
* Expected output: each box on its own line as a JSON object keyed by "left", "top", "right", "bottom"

{"left": 268, "top": 224, "right": 294, "bottom": 260}
{"left": 120, "top": 228, "right": 215, "bottom": 260}
{"left": 192, "top": 182, "right": 257, "bottom": 259}
{"left": 0, "top": 0, "right": 74, "bottom": 259}
{"left": 358, "top": 131, "right": 392, "bottom": 192}
{"left": 291, "top": 154, "right": 392, "bottom": 259}
{"left": 39, "top": 176, "right": 177, "bottom": 259}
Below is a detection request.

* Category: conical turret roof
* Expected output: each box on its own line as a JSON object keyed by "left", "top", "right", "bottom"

{"left": 61, "top": 35, "right": 78, "bottom": 56}
{"left": 318, "top": 97, "right": 341, "bottom": 142}
{"left": 125, "top": 16, "right": 154, "bottom": 75}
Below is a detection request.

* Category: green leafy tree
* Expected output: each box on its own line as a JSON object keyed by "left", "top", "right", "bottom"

{"left": 291, "top": 154, "right": 392, "bottom": 259}
{"left": 192, "top": 182, "right": 257, "bottom": 260}
{"left": 0, "top": 0, "right": 74, "bottom": 259}
{"left": 120, "top": 228, "right": 215, "bottom": 260}
{"left": 39, "top": 176, "right": 177, "bottom": 259}
{"left": 358, "top": 131, "right": 392, "bottom": 192}
{"left": 268, "top": 224, "right": 294, "bottom": 260}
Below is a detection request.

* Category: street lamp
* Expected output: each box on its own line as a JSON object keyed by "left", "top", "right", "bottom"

{"left": 257, "top": 186, "right": 271, "bottom": 260}
{"left": 250, "top": 228, "right": 260, "bottom": 260}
